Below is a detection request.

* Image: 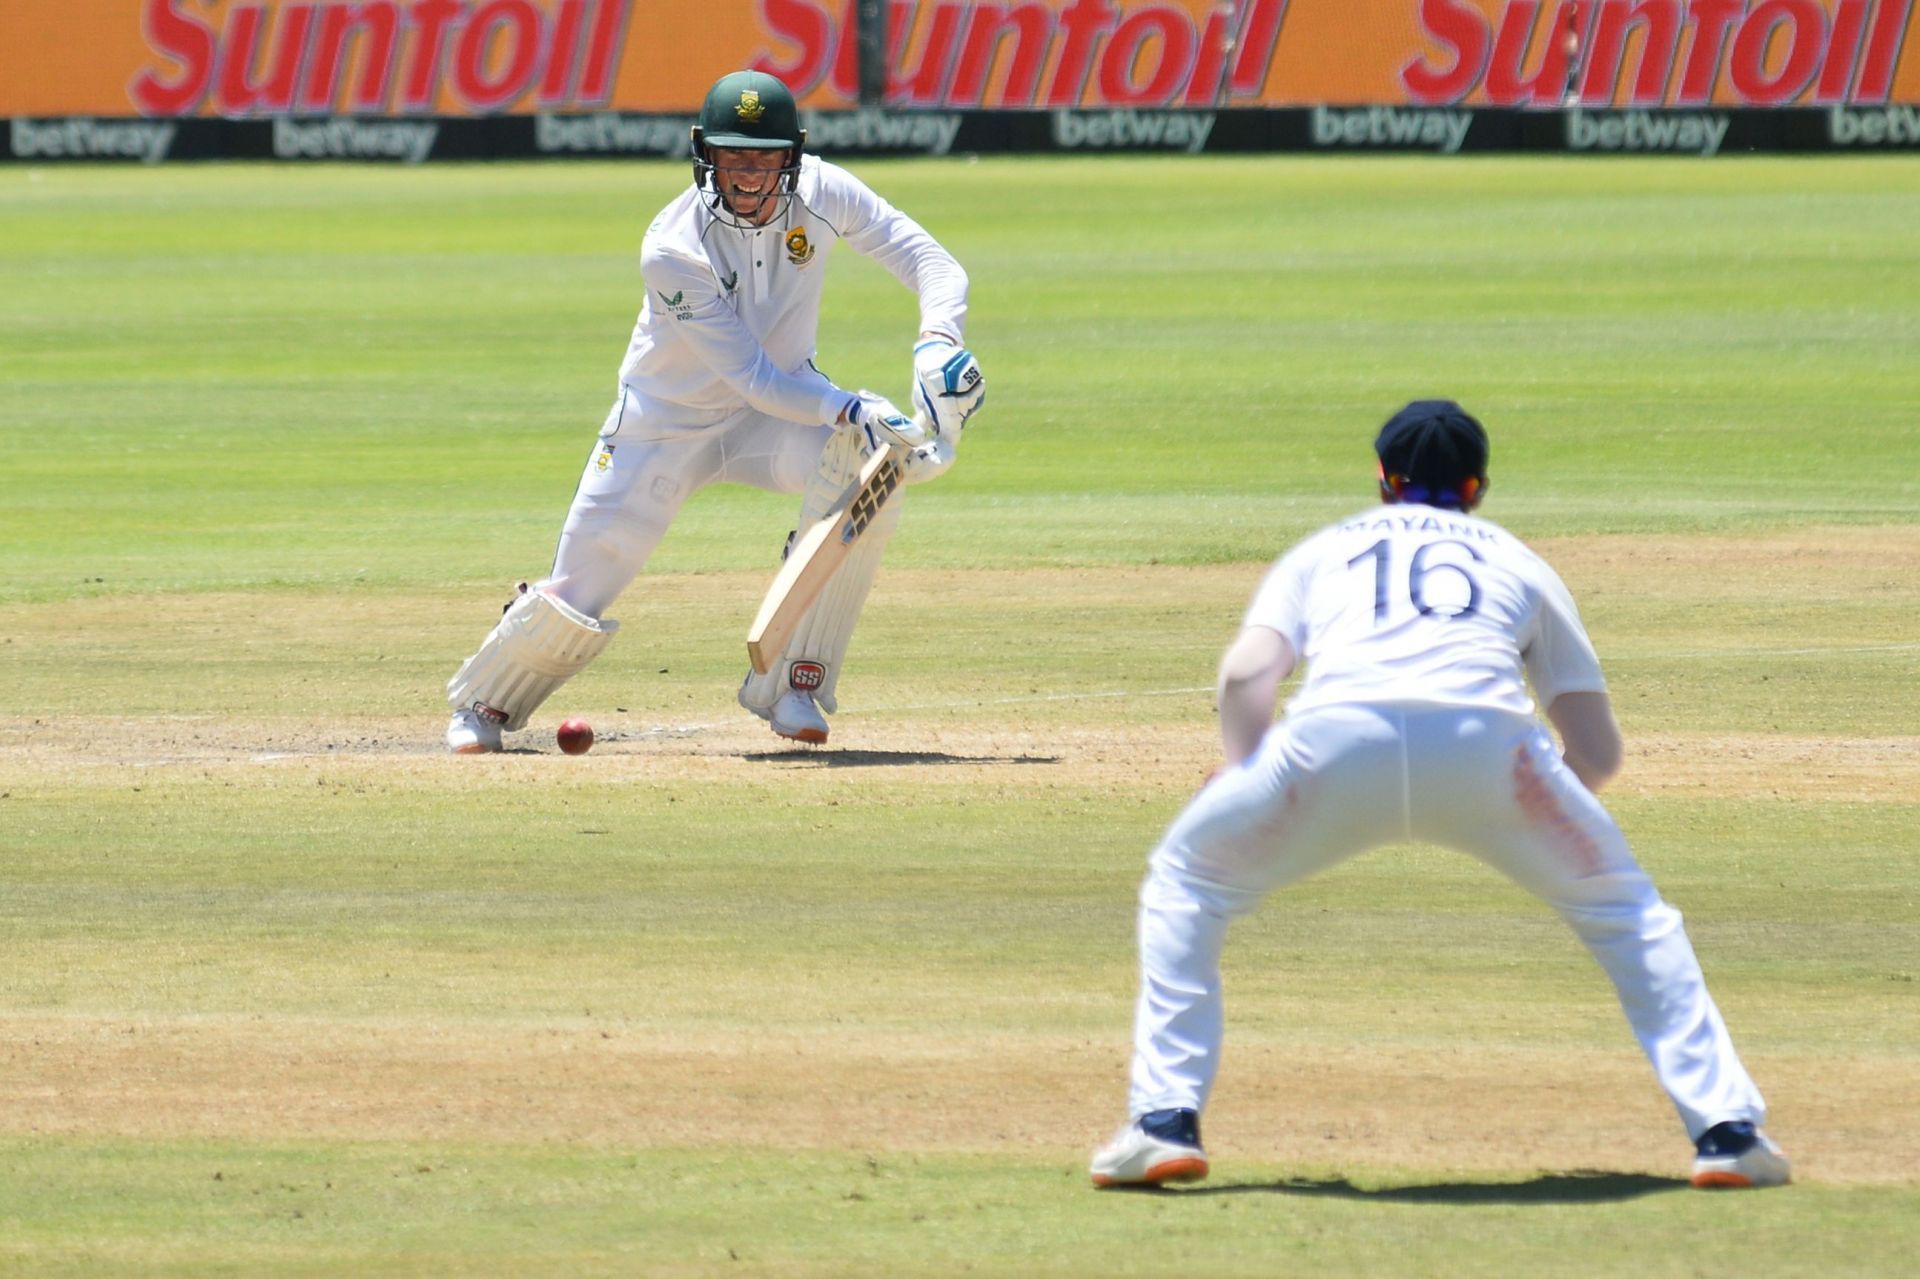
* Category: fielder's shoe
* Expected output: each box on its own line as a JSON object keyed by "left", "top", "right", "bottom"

{"left": 446, "top": 705, "right": 504, "bottom": 755}
{"left": 1691, "top": 1120, "right": 1791, "bottom": 1189}
{"left": 1090, "top": 1108, "right": 1209, "bottom": 1188}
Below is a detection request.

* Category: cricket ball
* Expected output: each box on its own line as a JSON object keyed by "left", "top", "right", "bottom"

{"left": 556, "top": 718, "right": 594, "bottom": 755}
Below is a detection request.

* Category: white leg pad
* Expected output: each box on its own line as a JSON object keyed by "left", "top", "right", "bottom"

{"left": 446, "top": 589, "right": 619, "bottom": 733}
{"left": 740, "top": 428, "right": 900, "bottom": 715}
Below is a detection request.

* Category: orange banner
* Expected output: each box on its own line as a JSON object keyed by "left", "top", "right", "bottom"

{"left": 2, "top": 0, "right": 1916, "bottom": 116}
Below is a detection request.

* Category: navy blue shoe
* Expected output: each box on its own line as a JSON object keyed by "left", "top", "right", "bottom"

{"left": 1091, "top": 1108, "right": 1208, "bottom": 1187}
{"left": 1692, "top": 1120, "right": 1791, "bottom": 1188}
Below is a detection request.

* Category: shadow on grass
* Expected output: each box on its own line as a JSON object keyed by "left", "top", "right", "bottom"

{"left": 742, "top": 749, "right": 1061, "bottom": 767}
{"left": 1112, "top": 1171, "right": 1688, "bottom": 1204}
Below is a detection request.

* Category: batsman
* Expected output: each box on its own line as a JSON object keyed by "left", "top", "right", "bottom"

{"left": 445, "top": 70, "right": 984, "bottom": 752}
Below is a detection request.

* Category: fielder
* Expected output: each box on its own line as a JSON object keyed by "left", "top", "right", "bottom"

{"left": 445, "top": 70, "right": 984, "bottom": 752}
{"left": 1091, "top": 401, "right": 1789, "bottom": 1191}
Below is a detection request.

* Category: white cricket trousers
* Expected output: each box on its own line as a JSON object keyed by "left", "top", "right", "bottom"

{"left": 1131, "top": 703, "right": 1768, "bottom": 1141}
{"left": 542, "top": 389, "right": 832, "bottom": 617}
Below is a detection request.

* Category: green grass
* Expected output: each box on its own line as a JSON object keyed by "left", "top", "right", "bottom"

{"left": 2, "top": 157, "right": 1918, "bottom": 1275}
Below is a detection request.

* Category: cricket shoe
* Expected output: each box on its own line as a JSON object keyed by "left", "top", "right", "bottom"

{"left": 1691, "top": 1121, "right": 1791, "bottom": 1189}
{"left": 446, "top": 705, "right": 505, "bottom": 755}
{"left": 765, "top": 688, "right": 829, "bottom": 744}
{"left": 1090, "top": 1108, "right": 1209, "bottom": 1188}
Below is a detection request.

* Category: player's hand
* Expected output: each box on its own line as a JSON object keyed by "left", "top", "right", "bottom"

{"left": 845, "top": 391, "right": 929, "bottom": 450}
{"left": 911, "top": 339, "right": 985, "bottom": 439}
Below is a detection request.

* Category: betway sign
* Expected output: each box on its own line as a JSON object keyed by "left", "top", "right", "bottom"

{"left": 1406, "top": 0, "right": 1916, "bottom": 107}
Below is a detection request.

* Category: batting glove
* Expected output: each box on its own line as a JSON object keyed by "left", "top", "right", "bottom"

{"left": 911, "top": 339, "right": 985, "bottom": 439}
{"left": 845, "top": 391, "right": 930, "bottom": 451}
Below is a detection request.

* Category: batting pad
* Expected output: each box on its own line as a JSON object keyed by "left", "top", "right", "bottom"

{"left": 446, "top": 589, "right": 619, "bottom": 732}
{"left": 740, "top": 427, "right": 902, "bottom": 714}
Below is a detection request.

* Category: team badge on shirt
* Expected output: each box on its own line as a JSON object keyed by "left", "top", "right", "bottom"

{"left": 785, "top": 227, "right": 816, "bottom": 266}
{"left": 594, "top": 442, "right": 616, "bottom": 473}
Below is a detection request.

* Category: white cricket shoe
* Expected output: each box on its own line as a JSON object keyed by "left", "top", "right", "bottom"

{"left": 1090, "top": 1109, "right": 1209, "bottom": 1188}
{"left": 446, "top": 706, "right": 504, "bottom": 755}
{"left": 1691, "top": 1121, "right": 1791, "bottom": 1189}
{"left": 767, "top": 688, "right": 829, "bottom": 745}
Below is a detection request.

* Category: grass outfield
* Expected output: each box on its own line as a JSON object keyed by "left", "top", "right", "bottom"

{"left": 2, "top": 156, "right": 1917, "bottom": 1276}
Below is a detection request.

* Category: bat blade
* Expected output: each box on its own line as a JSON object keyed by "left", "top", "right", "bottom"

{"left": 746, "top": 446, "right": 902, "bottom": 675}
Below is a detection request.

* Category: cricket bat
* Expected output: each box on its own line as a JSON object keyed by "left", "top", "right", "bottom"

{"left": 746, "top": 444, "right": 903, "bottom": 675}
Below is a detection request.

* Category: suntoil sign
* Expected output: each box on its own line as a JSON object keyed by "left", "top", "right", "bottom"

{"left": 758, "top": 0, "right": 1289, "bottom": 107}
{"left": 131, "top": 0, "right": 635, "bottom": 115}
{"left": 1406, "top": 0, "right": 1917, "bottom": 107}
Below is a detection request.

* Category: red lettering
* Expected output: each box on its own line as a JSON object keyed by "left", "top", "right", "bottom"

{"left": 1183, "top": 6, "right": 1232, "bottom": 105}
{"left": 452, "top": 0, "right": 541, "bottom": 111}
{"left": 216, "top": 2, "right": 315, "bottom": 114}
{"left": 1227, "top": 0, "right": 1287, "bottom": 98}
{"left": 1098, "top": 8, "right": 1194, "bottom": 105}
{"left": 576, "top": 0, "right": 630, "bottom": 104}
{"left": 1814, "top": 0, "right": 1871, "bottom": 102}
{"left": 948, "top": 3, "right": 1052, "bottom": 107}
{"left": 131, "top": 0, "right": 217, "bottom": 116}
{"left": 759, "top": 0, "right": 836, "bottom": 97}
{"left": 1046, "top": 0, "right": 1116, "bottom": 105}
{"left": 536, "top": 0, "right": 585, "bottom": 106}
{"left": 1728, "top": 0, "right": 1826, "bottom": 103}
{"left": 1578, "top": 0, "right": 1682, "bottom": 106}
{"left": 898, "top": 2, "right": 967, "bottom": 104}
{"left": 1856, "top": 0, "right": 1914, "bottom": 102}
{"left": 1485, "top": 1, "right": 1579, "bottom": 106}
{"left": 301, "top": 2, "right": 401, "bottom": 113}
{"left": 400, "top": 0, "right": 464, "bottom": 111}
{"left": 1674, "top": 0, "right": 1743, "bottom": 104}
{"left": 1404, "top": 0, "right": 1490, "bottom": 105}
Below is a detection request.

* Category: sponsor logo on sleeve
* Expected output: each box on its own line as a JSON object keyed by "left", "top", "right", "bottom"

{"left": 655, "top": 288, "right": 693, "bottom": 318}
{"left": 594, "top": 443, "right": 616, "bottom": 473}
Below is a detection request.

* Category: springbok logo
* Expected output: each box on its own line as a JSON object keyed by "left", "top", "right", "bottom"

{"left": 784, "top": 227, "right": 815, "bottom": 265}
{"left": 736, "top": 90, "right": 764, "bottom": 123}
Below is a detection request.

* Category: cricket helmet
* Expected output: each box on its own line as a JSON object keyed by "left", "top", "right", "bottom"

{"left": 691, "top": 71, "right": 806, "bottom": 228}
{"left": 1375, "top": 399, "right": 1490, "bottom": 510}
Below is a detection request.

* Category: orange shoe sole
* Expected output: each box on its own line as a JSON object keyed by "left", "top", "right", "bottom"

{"left": 1691, "top": 1171, "right": 1756, "bottom": 1189}
{"left": 1092, "top": 1157, "right": 1209, "bottom": 1188}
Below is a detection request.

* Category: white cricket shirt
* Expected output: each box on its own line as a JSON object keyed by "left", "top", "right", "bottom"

{"left": 620, "top": 155, "right": 968, "bottom": 426}
{"left": 1245, "top": 504, "right": 1606, "bottom": 716}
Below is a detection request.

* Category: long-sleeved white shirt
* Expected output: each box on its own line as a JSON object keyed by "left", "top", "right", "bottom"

{"left": 619, "top": 155, "right": 968, "bottom": 426}
{"left": 1245, "top": 504, "right": 1606, "bottom": 718}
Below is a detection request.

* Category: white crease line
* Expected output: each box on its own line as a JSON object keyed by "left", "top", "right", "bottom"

{"left": 1617, "top": 642, "right": 1920, "bottom": 660}
{"left": 852, "top": 686, "right": 1214, "bottom": 715}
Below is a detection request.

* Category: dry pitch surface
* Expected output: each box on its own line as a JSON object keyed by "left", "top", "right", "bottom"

{"left": 5, "top": 533, "right": 1917, "bottom": 1198}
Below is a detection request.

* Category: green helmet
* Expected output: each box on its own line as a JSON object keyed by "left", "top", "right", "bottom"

{"left": 695, "top": 70, "right": 804, "bottom": 150}
{"left": 691, "top": 71, "right": 807, "bottom": 228}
